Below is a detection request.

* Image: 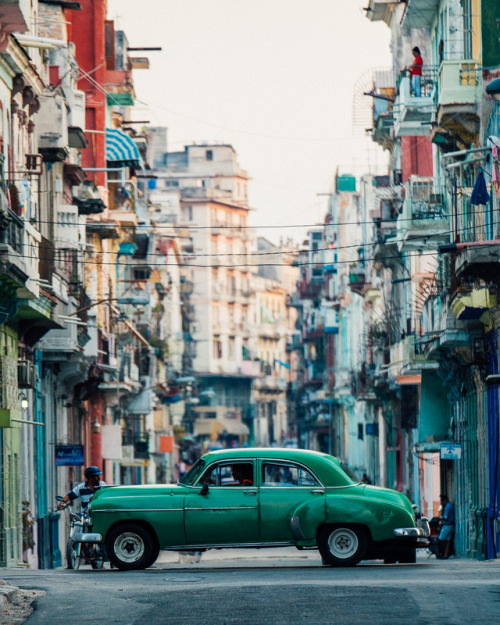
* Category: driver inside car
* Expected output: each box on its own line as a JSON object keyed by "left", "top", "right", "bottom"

{"left": 228, "top": 464, "right": 253, "bottom": 486}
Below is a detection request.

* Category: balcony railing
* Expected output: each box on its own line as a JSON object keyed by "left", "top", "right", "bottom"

{"left": 397, "top": 177, "right": 449, "bottom": 250}
{"left": 438, "top": 60, "right": 481, "bottom": 108}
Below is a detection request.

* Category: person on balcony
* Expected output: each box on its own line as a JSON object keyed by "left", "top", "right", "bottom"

{"left": 409, "top": 47, "right": 423, "bottom": 97}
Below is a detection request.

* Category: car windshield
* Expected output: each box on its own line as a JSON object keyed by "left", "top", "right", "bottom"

{"left": 340, "top": 462, "right": 361, "bottom": 484}
{"left": 178, "top": 459, "right": 205, "bottom": 485}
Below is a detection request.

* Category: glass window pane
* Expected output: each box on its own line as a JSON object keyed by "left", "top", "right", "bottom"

{"left": 262, "top": 462, "right": 318, "bottom": 487}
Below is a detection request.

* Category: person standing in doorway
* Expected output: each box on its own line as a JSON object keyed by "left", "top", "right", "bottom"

{"left": 409, "top": 47, "right": 423, "bottom": 97}
{"left": 438, "top": 494, "right": 455, "bottom": 559}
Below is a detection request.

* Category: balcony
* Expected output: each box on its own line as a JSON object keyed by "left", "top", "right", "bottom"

{"left": 393, "top": 73, "right": 437, "bottom": 137}
{"left": 397, "top": 177, "right": 449, "bottom": 251}
{"left": 0, "top": 1, "right": 29, "bottom": 37}
{"left": 436, "top": 60, "right": 481, "bottom": 142}
{"left": 18, "top": 359, "right": 36, "bottom": 388}
{"left": 369, "top": 69, "right": 395, "bottom": 150}
{"left": 0, "top": 210, "right": 40, "bottom": 298}
{"left": 451, "top": 237, "right": 500, "bottom": 282}
{"left": 55, "top": 205, "right": 83, "bottom": 249}
{"left": 305, "top": 362, "right": 325, "bottom": 386}
{"left": 450, "top": 285, "right": 497, "bottom": 322}
{"left": 122, "top": 432, "right": 150, "bottom": 460}
{"left": 254, "top": 373, "right": 287, "bottom": 393}
{"left": 365, "top": 1, "right": 400, "bottom": 25}
{"left": 401, "top": 0, "right": 438, "bottom": 29}
{"left": 388, "top": 335, "right": 433, "bottom": 377}
{"left": 348, "top": 266, "right": 367, "bottom": 296}
{"left": 298, "top": 278, "right": 323, "bottom": 300}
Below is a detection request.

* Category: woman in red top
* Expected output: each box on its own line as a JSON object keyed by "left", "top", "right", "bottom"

{"left": 410, "top": 46, "right": 423, "bottom": 97}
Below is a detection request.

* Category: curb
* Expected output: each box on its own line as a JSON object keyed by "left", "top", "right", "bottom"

{"left": 0, "top": 581, "right": 19, "bottom": 611}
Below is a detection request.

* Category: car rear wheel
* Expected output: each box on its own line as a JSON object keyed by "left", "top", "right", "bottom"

{"left": 384, "top": 546, "right": 416, "bottom": 564}
{"left": 106, "top": 523, "right": 158, "bottom": 570}
{"left": 398, "top": 546, "right": 416, "bottom": 564}
{"left": 318, "top": 525, "right": 367, "bottom": 567}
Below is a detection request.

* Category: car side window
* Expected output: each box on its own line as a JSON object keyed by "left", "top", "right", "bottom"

{"left": 199, "top": 462, "right": 253, "bottom": 487}
{"left": 262, "top": 462, "right": 319, "bottom": 487}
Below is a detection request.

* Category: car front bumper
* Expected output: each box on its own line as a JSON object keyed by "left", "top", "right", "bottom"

{"left": 393, "top": 517, "right": 430, "bottom": 543}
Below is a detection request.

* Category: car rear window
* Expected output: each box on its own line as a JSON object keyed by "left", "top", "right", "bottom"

{"left": 340, "top": 462, "right": 361, "bottom": 484}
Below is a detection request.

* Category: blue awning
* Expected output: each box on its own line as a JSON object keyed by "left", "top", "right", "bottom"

{"left": 106, "top": 128, "right": 141, "bottom": 167}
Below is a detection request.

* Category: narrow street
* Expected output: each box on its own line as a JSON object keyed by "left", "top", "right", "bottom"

{"left": 3, "top": 549, "right": 500, "bottom": 625}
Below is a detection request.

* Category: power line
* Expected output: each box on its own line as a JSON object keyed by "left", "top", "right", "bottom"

{"left": 22, "top": 206, "right": 490, "bottom": 231}
{"left": 8, "top": 239, "right": 500, "bottom": 270}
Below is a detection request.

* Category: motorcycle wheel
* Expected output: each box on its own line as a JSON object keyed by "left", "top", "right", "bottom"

{"left": 69, "top": 544, "right": 81, "bottom": 570}
{"left": 91, "top": 546, "right": 105, "bottom": 569}
{"left": 66, "top": 540, "right": 81, "bottom": 570}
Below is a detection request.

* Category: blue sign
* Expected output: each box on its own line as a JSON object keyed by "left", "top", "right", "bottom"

{"left": 440, "top": 442, "right": 462, "bottom": 460}
{"left": 55, "top": 444, "right": 84, "bottom": 466}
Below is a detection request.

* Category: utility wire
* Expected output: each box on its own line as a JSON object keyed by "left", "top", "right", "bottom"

{"left": 8, "top": 240, "right": 500, "bottom": 269}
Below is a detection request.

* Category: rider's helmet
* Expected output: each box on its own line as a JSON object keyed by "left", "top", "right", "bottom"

{"left": 84, "top": 466, "right": 102, "bottom": 479}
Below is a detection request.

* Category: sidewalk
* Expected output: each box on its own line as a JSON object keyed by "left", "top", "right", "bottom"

{"left": 0, "top": 580, "right": 43, "bottom": 625}
{"left": 156, "top": 546, "right": 321, "bottom": 567}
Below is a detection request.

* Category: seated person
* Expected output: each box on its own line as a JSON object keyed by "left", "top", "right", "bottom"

{"left": 228, "top": 463, "right": 253, "bottom": 486}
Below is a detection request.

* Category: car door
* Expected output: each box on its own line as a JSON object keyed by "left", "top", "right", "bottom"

{"left": 258, "top": 460, "right": 326, "bottom": 543}
{"left": 184, "top": 460, "right": 259, "bottom": 546}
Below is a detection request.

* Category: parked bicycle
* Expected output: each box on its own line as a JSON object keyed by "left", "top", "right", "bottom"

{"left": 56, "top": 496, "right": 105, "bottom": 569}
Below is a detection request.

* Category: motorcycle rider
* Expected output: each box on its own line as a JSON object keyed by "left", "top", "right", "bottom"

{"left": 57, "top": 466, "right": 106, "bottom": 510}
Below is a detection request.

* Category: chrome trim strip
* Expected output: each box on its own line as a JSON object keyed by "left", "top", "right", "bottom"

{"left": 92, "top": 508, "right": 184, "bottom": 513}
{"left": 185, "top": 506, "right": 256, "bottom": 511}
{"left": 290, "top": 516, "right": 306, "bottom": 541}
{"left": 260, "top": 486, "right": 323, "bottom": 490}
{"left": 165, "top": 542, "right": 295, "bottom": 550}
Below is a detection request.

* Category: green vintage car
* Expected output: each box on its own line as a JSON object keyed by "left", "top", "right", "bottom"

{"left": 89, "top": 448, "right": 430, "bottom": 570}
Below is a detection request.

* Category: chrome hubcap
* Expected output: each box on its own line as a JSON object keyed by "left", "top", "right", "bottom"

{"left": 328, "top": 528, "right": 358, "bottom": 559}
{"left": 114, "top": 532, "right": 145, "bottom": 563}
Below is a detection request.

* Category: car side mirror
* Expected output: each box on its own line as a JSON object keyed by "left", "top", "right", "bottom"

{"left": 200, "top": 483, "right": 209, "bottom": 496}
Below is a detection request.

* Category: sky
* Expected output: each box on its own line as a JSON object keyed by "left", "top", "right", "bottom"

{"left": 108, "top": 0, "right": 393, "bottom": 245}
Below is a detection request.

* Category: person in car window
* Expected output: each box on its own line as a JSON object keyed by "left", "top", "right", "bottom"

{"left": 229, "top": 464, "right": 253, "bottom": 486}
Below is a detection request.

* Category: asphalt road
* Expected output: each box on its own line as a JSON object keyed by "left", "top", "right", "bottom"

{"left": 3, "top": 549, "right": 500, "bottom": 625}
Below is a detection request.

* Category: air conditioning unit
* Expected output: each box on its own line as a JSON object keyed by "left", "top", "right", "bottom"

{"left": 18, "top": 360, "right": 37, "bottom": 389}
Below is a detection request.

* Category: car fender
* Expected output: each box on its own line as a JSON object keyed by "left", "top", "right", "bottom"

{"left": 325, "top": 492, "right": 415, "bottom": 542}
{"left": 289, "top": 497, "right": 326, "bottom": 542}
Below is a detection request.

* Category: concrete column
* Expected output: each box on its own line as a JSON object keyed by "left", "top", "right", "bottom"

{"left": 378, "top": 405, "right": 388, "bottom": 488}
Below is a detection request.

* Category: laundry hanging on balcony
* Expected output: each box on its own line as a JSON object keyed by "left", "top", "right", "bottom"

{"left": 491, "top": 145, "right": 500, "bottom": 195}
{"left": 470, "top": 169, "right": 490, "bottom": 205}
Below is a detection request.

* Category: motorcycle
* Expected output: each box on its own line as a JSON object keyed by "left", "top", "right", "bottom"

{"left": 56, "top": 496, "right": 105, "bottom": 569}
{"left": 426, "top": 516, "right": 441, "bottom": 558}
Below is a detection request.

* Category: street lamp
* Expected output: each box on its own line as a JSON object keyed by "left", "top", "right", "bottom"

{"left": 19, "top": 393, "right": 29, "bottom": 410}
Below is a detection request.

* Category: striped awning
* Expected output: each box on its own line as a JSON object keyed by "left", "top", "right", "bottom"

{"left": 106, "top": 128, "right": 141, "bottom": 167}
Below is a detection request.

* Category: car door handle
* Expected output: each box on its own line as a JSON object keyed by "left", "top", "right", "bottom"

{"left": 311, "top": 489, "right": 325, "bottom": 494}
{"left": 243, "top": 490, "right": 257, "bottom": 495}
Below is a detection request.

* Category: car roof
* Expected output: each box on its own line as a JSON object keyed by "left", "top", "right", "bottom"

{"left": 199, "top": 448, "right": 349, "bottom": 486}
{"left": 202, "top": 447, "right": 335, "bottom": 460}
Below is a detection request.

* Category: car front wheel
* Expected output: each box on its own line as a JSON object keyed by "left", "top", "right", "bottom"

{"left": 106, "top": 523, "right": 158, "bottom": 570}
{"left": 318, "top": 525, "right": 367, "bottom": 567}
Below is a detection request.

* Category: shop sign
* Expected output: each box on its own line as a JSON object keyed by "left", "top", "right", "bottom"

{"left": 55, "top": 444, "right": 84, "bottom": 466}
